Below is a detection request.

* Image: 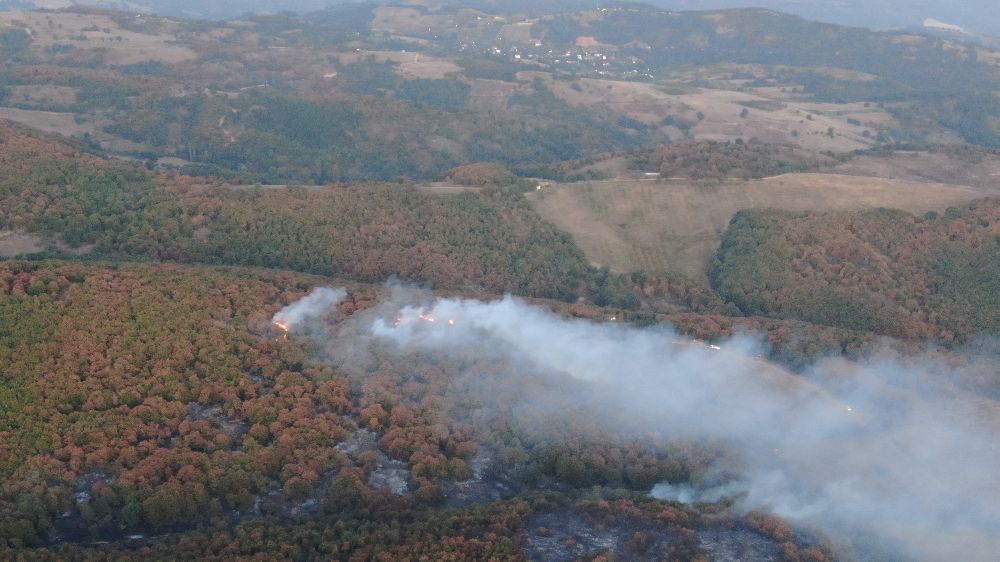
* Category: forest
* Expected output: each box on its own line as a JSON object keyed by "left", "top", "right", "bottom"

{"left": 2, "top": 57, "right": 652, "bottom": 184}
{"left": 710, "top": 199, "right": 1000, "bottom": 341}
{"left": 0, "top": 3, "right": 999, "bottom": 560}
{"left": 627, "top": 140, "right": 832, "bottom": 180}
{"left": 0, "top": 121, "right": 646, "bottom": 307}
{"left": 4, "top": 118, "right": 998, "bottom": 343}
{"left": 0, "top": 260, "right": 837, "bottom": 561}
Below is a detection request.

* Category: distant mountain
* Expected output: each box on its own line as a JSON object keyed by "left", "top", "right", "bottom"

{"left": 1, "top": 1, "right": 998, "bottom": 37}
{"left": 647, "top": 1, "right": 1000, "bottom": 36}
{"left": 0, "top": 0, "right": 344, "bottom": 19}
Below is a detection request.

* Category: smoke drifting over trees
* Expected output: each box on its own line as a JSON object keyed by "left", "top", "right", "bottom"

{"left": 290, "top": 284, "right": 1000, "bottom": 561}
{"left": 272, "top": 287, "right": 347, "bottom": 330}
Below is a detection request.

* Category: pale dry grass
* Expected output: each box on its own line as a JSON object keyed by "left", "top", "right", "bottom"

{"left": 0, "top": 231, "right": 45, "bottom": 257}
{"left": 528, "top": 73, "right": 890, "bottom": 152}
{"left": 0, "top": 11, "right": 196, "bottom": 64}
{"left": 0, "top": 107, "right": 94, "bottom": 136}
{"left": 371, "top": 6, "right": 455, "bottom": 36}
{"left": 528, "top": 174, "right": 997, "bottom": 279}
{"left": 834, "top": 151, "right": 1000, "bottom": 189}
{"left": 467, "top": 78, "right": 527, "bottom": 111}
{"left": 334, "top": 50, "right": 462, "bottom": 80}
{"left": 8, "top": 85, "right": 77, "bottom": 107}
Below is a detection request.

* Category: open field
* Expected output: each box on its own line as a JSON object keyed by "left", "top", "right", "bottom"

{"left": 0, "top": 230, "right": 44, "bottom": 257}
{"left": 0, "top": 107, "right": 94, "bottom": 136}
{"left": 529, "top": 73, "right": 890, "bottom": 152}
{"left": 415, "top": 183, "right": 483, "bottom": 195}
{"left": 371, "top": 6, "right": 459, "bottom": 36}
{"left": 528, "top": 174, "right": 998, "bottom": 279}
{"left": 467, "top": 78, "right": 528, "bottom": 112}
{"left": 333, "top": 50, "right": 463, "bottom": 80}
{"left": 6, "top": 85, "right": 77, "bottom": 108}
{"left": 834, "top": 150, "right": 1000, "bottom": 189}
{"left": 0, "top": 11, "right": 197, "bottom": 64}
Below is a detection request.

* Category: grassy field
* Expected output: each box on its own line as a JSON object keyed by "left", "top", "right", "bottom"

{"left": 834, "top": 150, "right": 1000, "bottom": 189}
{"left": 0, "top": 230, "right": 44, "bottom": 257}
{"left": 0, "top": 107, "right": 95, "bottom": 136}
{"left": 333, "top": 50, "right": 464, "bottom": 80}
{"left": 532, "top": 73, "right": 890, "bottom": 152}
{"left": 528, "top": 173, "right": 997, "bottom": 279}
{"left": 0, "top": 11, "right": 197, "bottom": 64}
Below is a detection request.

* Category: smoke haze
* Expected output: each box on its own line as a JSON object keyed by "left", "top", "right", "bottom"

{"left": 298, "top": 285, "right": 1000, "bottom": 561}
{"left": 272, "top": 287, "right": 347, "bottom": 329}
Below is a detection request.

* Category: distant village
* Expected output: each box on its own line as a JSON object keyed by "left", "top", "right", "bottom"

{"left": 380, "top": 7, "right": 659, "bottom": 81}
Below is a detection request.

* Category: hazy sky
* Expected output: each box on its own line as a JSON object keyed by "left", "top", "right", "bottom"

{"left": 3, "top": 0, "right": 998, "bottom": 34}
{"left": 654, "top": 0, "right": 1000, "bottom": 34}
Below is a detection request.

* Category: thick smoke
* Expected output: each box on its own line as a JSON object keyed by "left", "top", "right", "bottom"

{"left": 293, "top": 285, "right": 1000, "bottom": 561}
{"left": 272, "top": 287, "right": 347, "bottom": 329}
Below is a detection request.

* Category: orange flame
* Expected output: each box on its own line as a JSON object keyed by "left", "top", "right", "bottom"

{"left": 391, "top": 312, "right": 457, "bottom": 327}
{"left": 273, "top": 320, "right": 289, "bottom": 332}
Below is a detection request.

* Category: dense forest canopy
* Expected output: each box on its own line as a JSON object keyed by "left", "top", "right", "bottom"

{"left": 710, "top": 200, "right": 1000, "bottom": 340}
{"left": 0, "top": 260, "right": 838, "bottom": 561}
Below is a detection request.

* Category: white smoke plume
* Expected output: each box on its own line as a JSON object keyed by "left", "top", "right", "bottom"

{"left": 271, "top": 287, "right": 347, "bottom": 330}
{"left": 651, "top": 481, "right": 750, "bottom": 505}
{"left": 288, "top": 285, "right": 1000, "bottom": 561}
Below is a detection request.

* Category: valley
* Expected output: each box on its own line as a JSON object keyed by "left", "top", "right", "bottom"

{"left": 0, "top": 2, "right": 997, "bottom": 561}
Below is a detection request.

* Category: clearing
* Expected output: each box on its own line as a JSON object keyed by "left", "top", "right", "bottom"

{"left": 834, "top": 150, "right": 1000, "bottom": 190}
{"left": 334, "top": 50, "right": 463, "bottom": 80}
{"left": 528, "top": 174, "right": 997, "bottom": 279}
{"left": 415, "top": 183, "right": 483, "bottom": 195}
{"left": 0, "top": 231, "right": 45, "bottom": 257}
{"left": 527, "top": 73, "right": 890, "bottom": 152}
{"left": 0, "top": 12, "right": 197, "bottom": 65}
{"left": 0, "top": 107, "right": 94, "bottom": 136}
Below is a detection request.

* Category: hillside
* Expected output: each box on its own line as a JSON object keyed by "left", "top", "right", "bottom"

{"left": 3, "top": 1, "right": 999, "bottom": 38}
{"left": 0, "top": 4, "right": 999, "bottom": 184}
{"left": 2, "top": 4, "right": 1000, "bottom": 561}
{"left": 528, "top": 171, "right": 996, "bottom": 279}
{"left": 0, "top": 259, "right": 844, "bottom": 560}
{"left": 710, "top": 199, "right": 1000, "bottom": 340}
{"left": 0, "top": 120, "right": 596, "bottom": 302}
